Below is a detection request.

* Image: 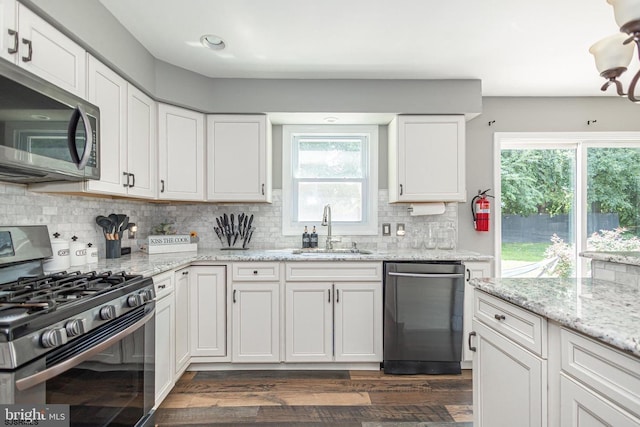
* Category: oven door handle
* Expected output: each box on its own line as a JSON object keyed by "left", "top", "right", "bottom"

{"left": 15, "top": 310, "right": 153, "bottom": 392}
{"left": 387, "top": 272, "right": 464, "bottom": 279}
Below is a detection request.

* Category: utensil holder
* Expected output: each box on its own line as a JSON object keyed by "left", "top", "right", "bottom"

{"left": 106, "top": 239, "right": 121, "bottom": 259}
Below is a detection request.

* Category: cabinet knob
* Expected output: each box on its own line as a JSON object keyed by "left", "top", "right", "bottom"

{"left": 21, "top": 38, "right": 32, "bottom": 62}
{"left": 8, "top": 29, "right": 18, "bottom": 54}
{"left": 494, "top": 314, "right": 506, "bottom": 321}
{"left": 468, "top": 331, "right": 477, "bottom": 352}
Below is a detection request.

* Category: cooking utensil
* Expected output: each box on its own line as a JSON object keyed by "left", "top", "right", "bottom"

{"left": 230, "top": 214, "right": 235, "bottom": 235}
{"left": 108, "top": 213, "right": 119, "bottom": 239}
{"left": 96, "top": 216, "right": 113, "bottom": 240}
{"left": 214, "top": 227, "right": 224, "bottom": 245}
{"left": 118, "top": 216, "right": 129, "bottom": 238}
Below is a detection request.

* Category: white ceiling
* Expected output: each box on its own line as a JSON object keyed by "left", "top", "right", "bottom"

{"left": 99, "top": 0, "right": 635, "bottom": 97}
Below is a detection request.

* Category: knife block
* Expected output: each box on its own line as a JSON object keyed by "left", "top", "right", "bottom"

{"left": 106, "top": 239, "right": 121, "bottom": 259}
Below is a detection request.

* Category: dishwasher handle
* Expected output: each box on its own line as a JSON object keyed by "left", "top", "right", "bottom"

{"left": 387, "top": 272, "right": 464, "bottom": 279}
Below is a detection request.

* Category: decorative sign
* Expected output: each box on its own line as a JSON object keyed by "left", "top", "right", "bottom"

{"left": 148, "top": 235, "right": 191, "bottom": 246}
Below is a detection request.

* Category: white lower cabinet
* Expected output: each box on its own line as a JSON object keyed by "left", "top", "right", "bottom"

{"left": 560, "top": 374, "right": 640, "bottom": 427}
{"left": 472, "top": 318, "right": 546, "bottom": 427}
{"left": 284, "top": 262, "right": 383, "bottom": 363}
{"left": 153, "top": 271, "right": 175, "bottom": 407}
{"left": 462, "top": 261, "right": 491, "bottom": 364}
{"left": 471, "top": 290, "right": 547, "bottom": 427}
{"left": 190, "top": 266, "right": 226, "bottom": 357}
{"left": 174, "top": 267, "right": 190, "bottom": 376}
{"left": 231, "top": 282, "right": 280, "bottom": 363}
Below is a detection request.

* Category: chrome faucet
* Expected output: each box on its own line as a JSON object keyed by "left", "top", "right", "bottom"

{"left": 321, "top": 204, "right": 339, "bottom": 249}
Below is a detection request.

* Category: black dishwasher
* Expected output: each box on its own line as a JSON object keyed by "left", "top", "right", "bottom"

{"left": 383, "top": 261, "right": 465, "bottom": 374}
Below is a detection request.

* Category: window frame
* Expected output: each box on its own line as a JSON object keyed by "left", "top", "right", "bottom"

{"left": 494, "top": 132, "right": 640, "bottom": 278}
{"left": 282, "top": 124, "right": 379, "bottom": 236}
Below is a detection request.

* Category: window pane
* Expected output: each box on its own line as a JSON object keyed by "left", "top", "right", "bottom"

{"left": 296, "top": 138, "right": 363, "bottom": 178}
{"left": 586, "top": 147, "right": 640, "bottom": 252}
{"left": 500, "top": 148, "right": 577, "bottom": 278}
{"left": 297, "top": 182, "right": 362, "bottom": 222}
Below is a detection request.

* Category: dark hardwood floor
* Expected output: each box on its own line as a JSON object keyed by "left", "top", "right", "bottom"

{"left": 155, "top": 369, "right": 473, "bottom": 426}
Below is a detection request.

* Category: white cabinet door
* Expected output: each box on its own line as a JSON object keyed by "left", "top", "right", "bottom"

{"left": 334, "top": 282, "right": 383, "bottom": 362}
{"left": 158, "top": 104, "right": 205, "bottom": 201}
{"left": 174, "top": 268, "right": 190, "bottom": 376}
{"left": 462, "top": 261, "right": 491, "bottom": 363}
{"left": 16, "top": 3, "right": 86, "bottom": 98}
{"left": 285, "top": 282, "right": 333, "bottom": 362}
{"left": 86, "top": 55, "right": 128, "bottom": 196}
{"left": 206, "top": 115, "right": 271, "bottom": 202}
{"left": 154, "top": 291, "right": 174, "bottom": 407}
{"left": 560, "top": 374, "right": 640, "bottom": 427}
{"left": 190, "top": 266, "right": 226, "bottom": 357}
{"left": 0, "top": 0, "right": 17, "bottom": 63}
{"left": 126, "top": 84, "right": 156, "bottom": 199}
{"left": 472, "top": 319, "right": 546, "bottom": 427}
{"left": 389, "top": 115, "right": 465, "bottom": 202}
{"left": 232, "top": 282, "right": 279, "bottom": 363}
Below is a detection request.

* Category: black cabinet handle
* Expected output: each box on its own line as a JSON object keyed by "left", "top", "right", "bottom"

{"left": 129, "top": 173, "right": 135, "bottom": 188}
{"left": 160, "top": 180, "right": 165, "bottom": 193}
{"left": 123, "top": 172, "right": 130, "bottom": 188}
{"left": 328, "top": 289, "right": 331, "bottom": 303}
{"left": 253, "top": 270, "right": 258, "bottom": 275}
{"left": 336, "top": 289, "right": 340, "bottom": 303}
{"left": 466, "top": 269, "right": 471, "bottom": 282}
{"left": 262, "top": 184, "right": 265, "bottom": 195}
{"left": 158, "top": 284, "right": 166, "bottom": 289}
{"left": 8, "top": 29, "right": 18, "bottom": 54}
{"left": 494, "top": 314, "right": 506, "bottom": 321}
{"left": 468, "top": 331, "right": 477, "bottom": 352}
{"left": 233, "top": 289, "right": 237, "bottom": 303}
{"left": 182, "top": 271, "right": 189, "bottom": 275}
{"left": 21, "top": 38, "right": 32, "bottom": 62}
{"left": 400, "top": 184, "right": 403, "bottom": 195}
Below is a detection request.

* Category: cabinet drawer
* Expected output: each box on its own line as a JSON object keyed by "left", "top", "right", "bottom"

{"left": 285, "top": 262, "right": 382, "bottom": 281}
{"left": 232, "top": 262, "right": 280, "bottom": 281}
{"left": 474, "top": 290, "right": 546, "bottom": 357}
{"left": 561, "top": 328, "right": 640, "bottom": 418}
{"left": 153, "top": 270, "right": 174, "bottom": 299}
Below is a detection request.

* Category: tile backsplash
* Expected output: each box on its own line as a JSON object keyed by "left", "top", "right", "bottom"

{"left": 0, "top": 183, "right": 458, "bottom": 256}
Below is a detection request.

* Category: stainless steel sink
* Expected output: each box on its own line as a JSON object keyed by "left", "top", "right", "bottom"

{"left": 291, "top": 248, "right": 374, "bottom": 255}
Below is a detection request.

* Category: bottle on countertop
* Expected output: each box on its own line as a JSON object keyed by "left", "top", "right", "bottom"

{"left": 310, "top": 226, "right": 318, "bottom": 248}
{"left": 302, "top": 226, "right": 310, "bottom": 248}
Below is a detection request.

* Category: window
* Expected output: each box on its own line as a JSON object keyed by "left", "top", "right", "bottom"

{"left": 495, "top": 132, "right": 640, "bottom": 278}
{"left": 282, "top": 125, "right": 378, "bottom": 236}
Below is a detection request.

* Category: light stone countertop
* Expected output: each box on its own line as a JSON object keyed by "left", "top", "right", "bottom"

{"left": 581, "top": 250, "right": 640, "bottom": 267}
{"left": 76, "top": 248, "right": 492, "bottom": 278}
{"left": 470, "top": 276, "right": 640, "bottom": 358}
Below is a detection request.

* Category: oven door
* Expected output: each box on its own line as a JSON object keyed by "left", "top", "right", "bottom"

{"left": 12, "top": 303, "right": 155, "bottom": 427}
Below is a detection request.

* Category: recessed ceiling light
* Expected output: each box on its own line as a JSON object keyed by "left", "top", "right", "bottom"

{"left": 324, "top": 116, "right": 338, "bottom": 123}
{"left": 200, "top": 34, "right": 226, "bottom": 50}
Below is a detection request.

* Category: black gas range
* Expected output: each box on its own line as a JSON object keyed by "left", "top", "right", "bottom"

{"left": 0, "top": 226, "right": 155, "bottom": 427}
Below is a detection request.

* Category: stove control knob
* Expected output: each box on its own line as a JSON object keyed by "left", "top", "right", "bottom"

{"left": 41, "top": 328, "right": 68, "bottom": 348}
{"left": 127, "top": 294, "right": 145, "bottom": 307}
{"left": 141, "top": 289, "right": 155, "bottom": 301}
{"left": 65, "top": 319, "right": 87, "bottom": 337}
{"left": 99, "top": 305, "right": 117, "bottom": 320}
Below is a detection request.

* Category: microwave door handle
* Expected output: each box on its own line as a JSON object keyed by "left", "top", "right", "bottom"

{"left": 67, "top": 106, "right": 94, "bottom": 170}
{"left": 15, "top": 310, "right": 153, "bottom": 392}
{"left": 387, "top": 272, "right": 465, "bottom": 279}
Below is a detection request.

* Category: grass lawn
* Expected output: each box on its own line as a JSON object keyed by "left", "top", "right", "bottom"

{"left": 501, "top": 242, "right": 550, "bottom": 262}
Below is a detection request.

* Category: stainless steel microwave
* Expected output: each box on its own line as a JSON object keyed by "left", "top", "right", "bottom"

{"left": 0, "top": 60, "right": 99, "bottom": 183}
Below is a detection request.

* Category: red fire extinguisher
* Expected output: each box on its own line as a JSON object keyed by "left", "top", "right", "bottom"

{"left": 471, "top": 189, "right": 492, "bottom": 232}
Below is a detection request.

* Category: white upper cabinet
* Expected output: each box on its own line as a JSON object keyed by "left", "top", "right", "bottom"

{"left": 3, "top": 3, "right": 86, "bottom": 98}
{"left": 158, "top": 104, "right": 205, "bottom": 201}
{"left": 0, "top": 0, "right": 17, "bottom": 63}
{"left": 388, "top": 115, "right": 466, "bottom": 202}
{"left": 86, "top": 55, "right": 128, "bottom": 195}
{"left": 206, "top": 115, "right": 272, "bottom": 202}
{"left": 126, "top": 84, "right": 156, "bottom": 198}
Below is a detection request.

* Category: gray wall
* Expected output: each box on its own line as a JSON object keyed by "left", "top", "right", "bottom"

{"left": 461, "top": 96, "right": 640, "bottom": 257}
